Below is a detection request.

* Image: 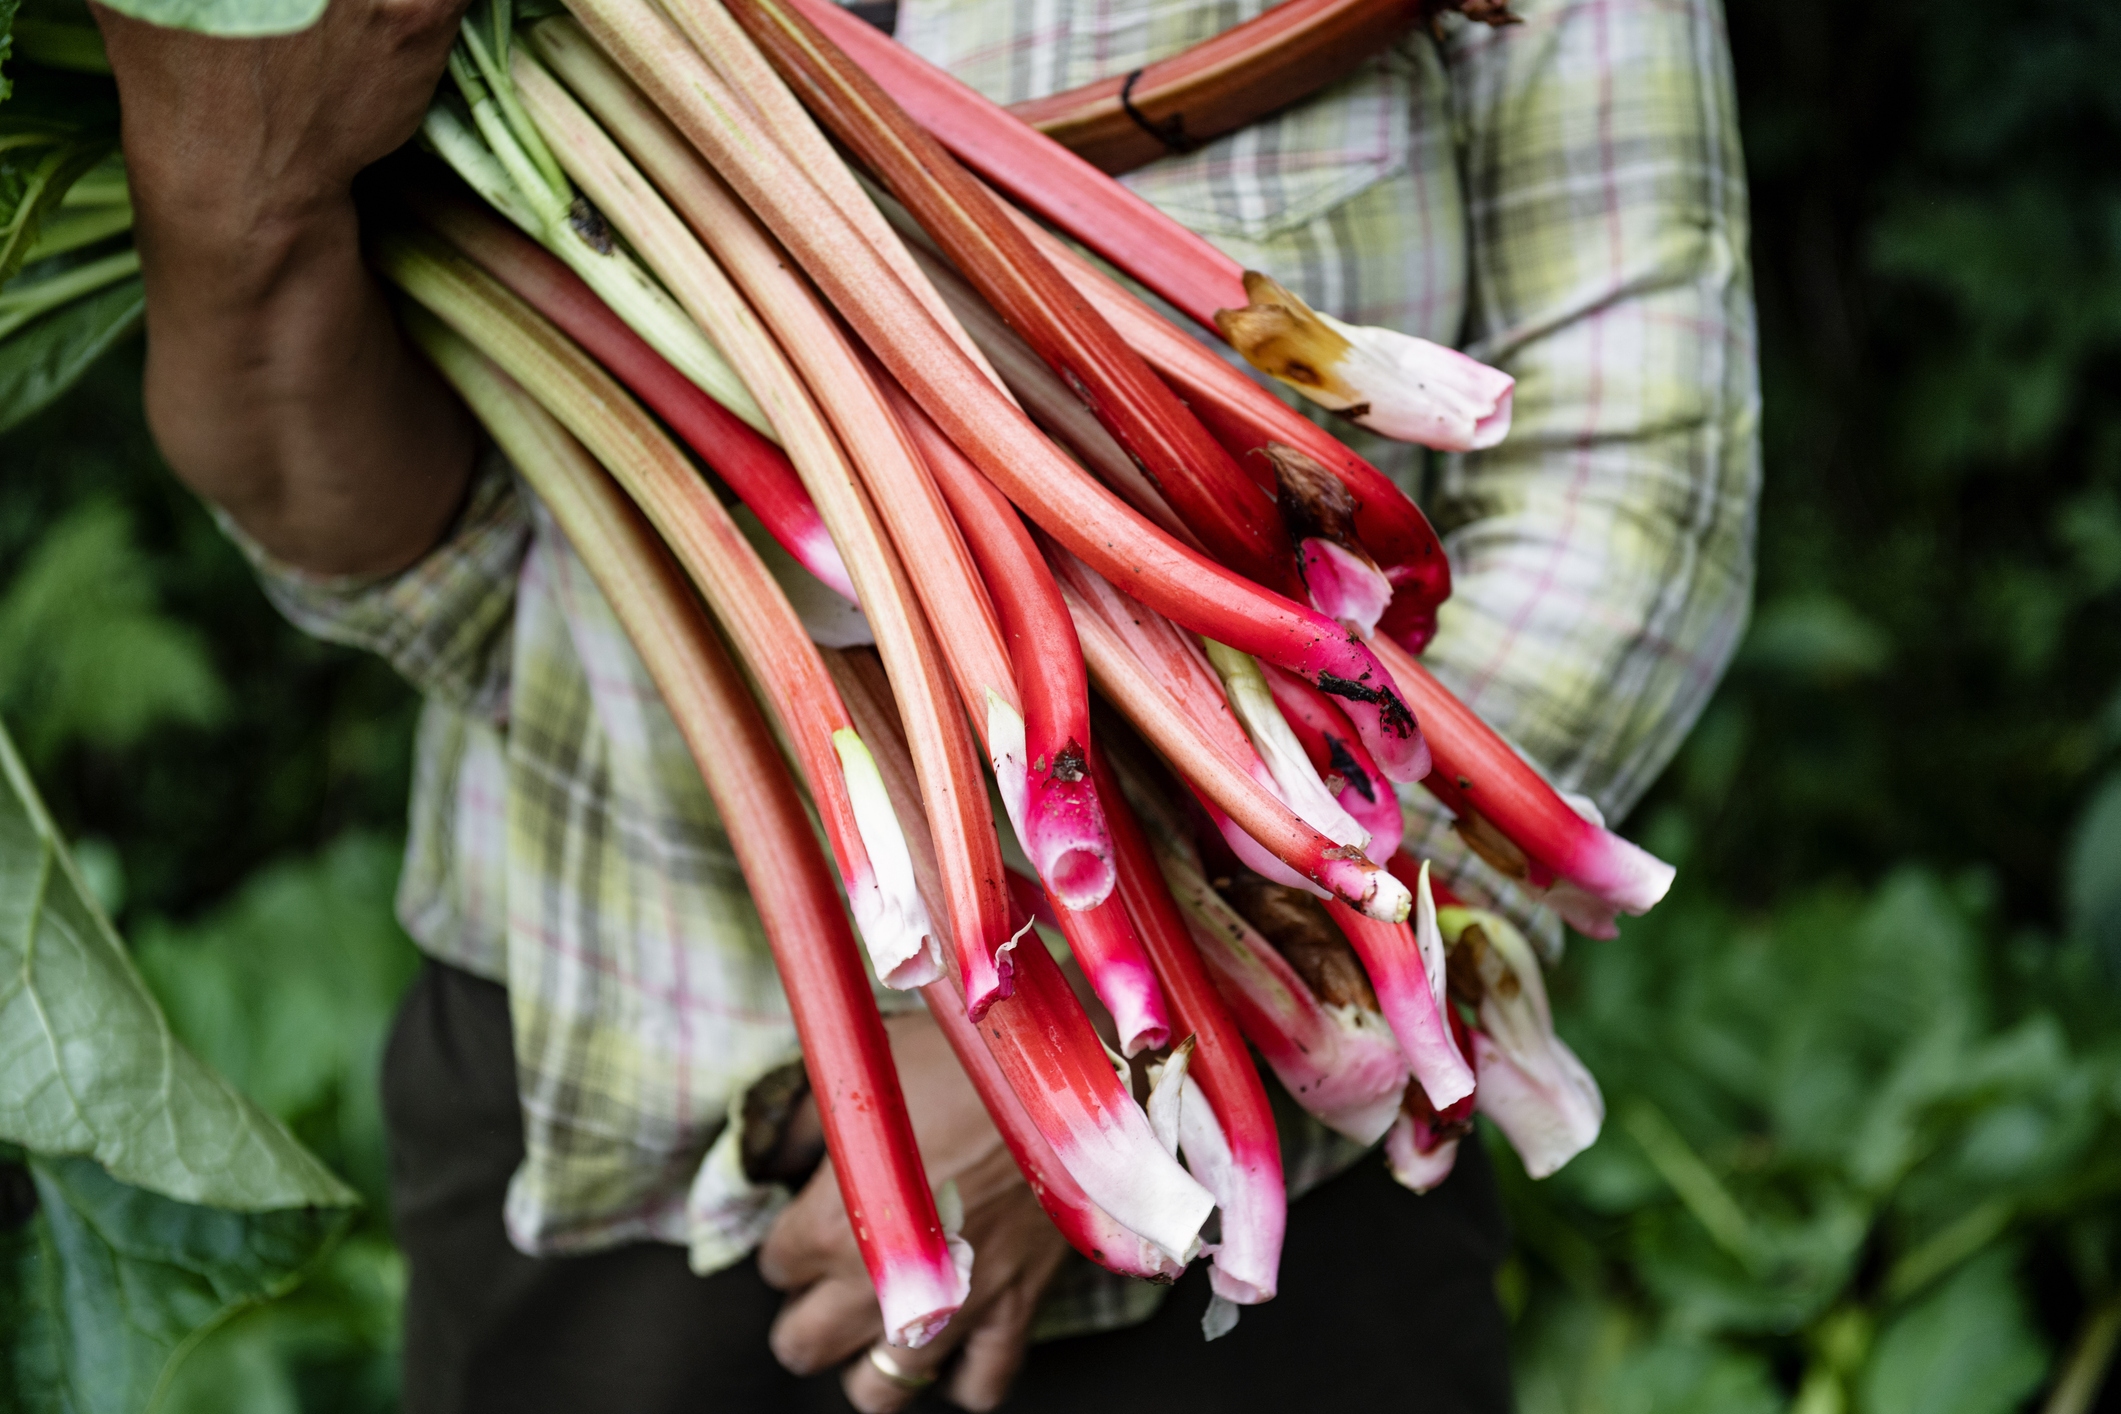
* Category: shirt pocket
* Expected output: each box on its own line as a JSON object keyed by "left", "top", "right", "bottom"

{"left": 1120, "top": 46, "right": 1417, "bottom": 243}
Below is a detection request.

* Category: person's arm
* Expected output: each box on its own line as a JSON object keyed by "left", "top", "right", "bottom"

{"left": 94, "top": 0, "right": 477, "bottom": 578}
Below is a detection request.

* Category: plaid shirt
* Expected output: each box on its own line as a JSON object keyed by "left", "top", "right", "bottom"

{"left": 237, "top": 0, "right": 1756, "bottom": 1339}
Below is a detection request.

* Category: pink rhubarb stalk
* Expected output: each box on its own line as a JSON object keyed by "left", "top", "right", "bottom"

{"left": 530, "top": 17, "right": 1018, "bottom": 1008}
{"left": 380, "top": 227, "right": 941, "bottom": 988}
{"left": 560, "top": 0, "right": 1428, "bottom": 783}
{"left": 1262, "top": 664, "right": 1403, "bottom": 862}
{"left": 406, "top": 185, "right": 854, "bottom": 602}
{"left": 827, "top": 648, "right": 1183, "bottom": 1278}
{"left": 1438, "top": 905, "right": 1603, "bottom": 1178}
{"left": 1096, "top": 751, "right": 1285, "bottom": 1304}
{"left": 1053, "top": 562, "right": 1410, "bottom": 922}
{"left": 999, "top": 217, "right": 1451, "bottom": 648}
{"left": 1157, "top": 832, "right": 1407, "bottom": 1144}
{"left": 1325, "top": 861, "right": 1475, "bottom": 1110}
{"left": 418, "top": 324, "right": 965, "bottom": 1345}
{"left": 1370, "top": 634, "right": 1676, "bottom": 926}
{"left": 898, "top": 238, "right": 1201, "bottom": 553}
{"left": 825, "top": 645, "right": 1213, "bottom": 1265}
{"left": 871, "top": 370, "right": 1119, "bottom": 911}
{"left": 724, "top": 0, "right": 1303, "bottom": 599}
{"left": 781, "top": 0, "right": 1513, "bottom": 454}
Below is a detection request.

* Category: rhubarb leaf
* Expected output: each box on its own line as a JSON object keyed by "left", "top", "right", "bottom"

{"left": 90, "top": 0, "right": 321, "bottom": 37}
{"left": 0, "top": 268, "right": 140, "bottom": 432}
{"left": 1857, "top": 1251, "right": 2047, "bottom": 1414}
{"left": 0, "top": 720, "right": 358, "bottom": 1212}
{"left": 0, "top": 1147, "right": 352, "bottom": 1414}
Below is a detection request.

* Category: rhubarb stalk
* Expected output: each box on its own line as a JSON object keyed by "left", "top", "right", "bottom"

{"left": 528, "top": 18, "right": 1018, "bottom": 1008}
{"left": 1370, "top": 634, "right": 1676, "bottom": 927}
{"left": 778, "top": 0, "right": 1514, "bottom": 452}
{"left": 413, "top": 319, "right": 965, "bottom": 1346}
{"left": 825, "top": 647, "right": 1185, "bottom": 1279}
{"left": 406, "top": 183, "right": 854, "bottom": 601}
{"left": 1439, "top": 906, "right": 1603, "bottom": 1178}
{"left": 1095, "top": 751, "right": 1285, "bottom": 1304}
{"left": 559, "top": 0, "right": 1429, "bottom": 783}
{"left": 823, "top": 646, "right": 1214, "bottom": 1265}
{"left": 721, "top": 0, "right": 1304, "bottom": 599}
{"left": 1262, "top": 664, "right": 1403, "bottom": 862}
{"left": 1325, "top": 862, "right": 1474, "bottom": 1110}
{"left": 376, "top": 227, "right": 940, "bottom": 989}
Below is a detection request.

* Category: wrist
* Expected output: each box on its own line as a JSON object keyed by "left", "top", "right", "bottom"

{"left": 132, "top": 182, "right": 360, "bottom": 321}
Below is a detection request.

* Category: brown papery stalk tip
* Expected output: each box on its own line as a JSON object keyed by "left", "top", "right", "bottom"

{"left": 1267, "top": 443, "right": 1367, "bottom": 555}
{"left": 1214, "top": 272, "right": 1363, "bottom": 415}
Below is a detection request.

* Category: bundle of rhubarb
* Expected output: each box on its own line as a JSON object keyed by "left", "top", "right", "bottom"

{"left": 382, "top": 0, "right": 1673, "bottom": 1345}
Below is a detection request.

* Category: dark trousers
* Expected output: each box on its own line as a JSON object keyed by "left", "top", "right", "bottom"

{"left": 383, "top": 959, "right": 1515, "bottom": 1413}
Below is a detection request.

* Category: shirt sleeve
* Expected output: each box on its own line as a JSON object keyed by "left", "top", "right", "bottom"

{"left": 212, "top": 449, "right": 533, "bottom": 724}
{"left": 1400, "top": 0, "right": 1761, "bottom": 945}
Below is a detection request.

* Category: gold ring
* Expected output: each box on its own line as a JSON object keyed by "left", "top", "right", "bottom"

{"left": 867, "top": 1344, "right": 937, "bottom": 1391}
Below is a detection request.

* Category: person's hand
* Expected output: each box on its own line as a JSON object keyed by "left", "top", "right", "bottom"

{"left": 758, "top": 1010, "right": 1070, "bottom": 1413}
{"left": 94, "top": 0, "right": 478, "bottom": 575}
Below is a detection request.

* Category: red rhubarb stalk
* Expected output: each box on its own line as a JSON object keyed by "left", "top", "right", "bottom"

{"left": 1155, "top": 827, "right": 1408, "bottom": 1145}
{"left": 559, "top": 0, "right": 1428, "bottom": 784}
{"left": 780, "top": 0, "right": 1244, "bottom": 326}
{"left": 883, "top": 376, "right": 1115, "bottom": 910}
{"left": 1000, "top": 216, "right": 1451, "bottom": 647}
{"left": 1370, "top": 634, "right": 1676, "bottom": 921}
{"left": 416, "top": 323, "right": 966, "bottom": 1346}
{"left": 1095, "top": 751, "right": 1285, "bottom": 1304}
{"left": 379, "top": 227, "right": 940, "bottom": 989}
{"left": 721, "top": 0, "right": 1302, "bottom": 599}
{"left": 653, "top": 0, "right": 1001, "bottom": 385}
{"left": 825, "top": 647, "right": 1184, "bottom": 1279}
{"left": 530, "top": 17, "right": 1019, "bottom": 1008}
{"left": 780, "top": 0, "right": 1512, "bottom": 456}
{"left": 1325, "top": 861, "right": 1474, "bottom": 1110}
{"left": 897, "top": 235, "right": 1202, "bottom": 553}
{"left": 407, "top": 184, "right": 854, "bottom": 602}
{"left": 1053, "top": 567, "right": 1410, "bottom": 921}
{"left": 824, "top": 645, "right": 1213, "bottom": 1265}
{"left": 1262, "top": 664, "right": 1403, "bottom": 861}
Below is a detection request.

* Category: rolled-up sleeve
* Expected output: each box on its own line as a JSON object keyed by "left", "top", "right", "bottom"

{"left": 1402, "top": 0, "right": 1760, "bottom": 943}
{"left": 212, "top": 451, "right": 532, "bottom": 724}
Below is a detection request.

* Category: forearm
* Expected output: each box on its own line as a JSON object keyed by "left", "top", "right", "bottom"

{"left": 133, "top": 191, "right": 475, "bottom": 577}
{"left": 98, "top": 0, "right": 476, "bottom": 578}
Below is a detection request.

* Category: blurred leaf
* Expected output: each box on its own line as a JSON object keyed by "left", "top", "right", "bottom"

{"left": 0, "top": 494, "right": 225, "bottom": 760}
{"left": 1, "top": 0, "right": 20, "bottom": 102}
{"left": 0, "top": 269, "right": 142, "bottom": 434}
{"left": 1858, "top": 1251, "right": 2048, "bottom": 1414}
{"left": 1740, "top": 593, "right": 1892, "bottom": 682}
{"left": 0, "top": 1150, "right": 351, "bottom": 1414}
{"left": 136, "top": 833, "right": 421, "bottom": 1202}
{"left": 0, "top": 721, "right": 356, "bottom": 1210}
{"left": 2065, "top": 771, "right": 2121, "bottom": 982}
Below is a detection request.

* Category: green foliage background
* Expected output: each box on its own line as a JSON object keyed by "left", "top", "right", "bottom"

{"left": 1, "top": 0, "right": 2118, "bottom": 1409}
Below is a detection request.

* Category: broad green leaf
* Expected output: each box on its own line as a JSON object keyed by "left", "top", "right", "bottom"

{"left": 0, "top": 266, "right": 141, "bottom": 432}
{"left": 0, "top": 1150, "right": 352, "bottom": 1414}
{"left": 1858, "top": 1250, "right": 2047, "bottom": 1414}
{"left": 0, "top": 495, "right": 224, "bottom": 760}
{"left": 135, "top": 834, "right": 420, "bottom": 1202}
{"left": 89, "top": 0, "right": 322, "bottom": 38}
{"left": 0, "top": 720, "right": 357, "bottom": 1211}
